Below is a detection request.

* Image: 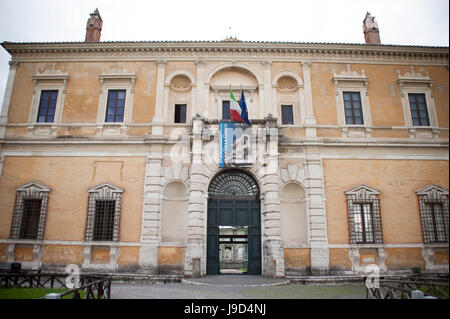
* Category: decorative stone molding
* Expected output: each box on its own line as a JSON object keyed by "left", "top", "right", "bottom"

{"left": 96, "top": 123, "right": 129, "bottom": 136}
{"left": 349, "top": 246, "right": 387, "bottom": 274}
{"left": 333, "top": 64, "right": 368, "bottom": 91}
{"left": 280, "top": 164, "right": 306, "bottom": 184}
{"left": 416, "top": 184, "right": 449, "bottom": 201}
{"left": 27, "top": 124, "right": 59, "bottom": 137}
{"left": 3, "top": 41, "right": 448, "bottom": 67}
{"left": 8, "top": 60, "right": 19, "bottom": 70}
{"left": 205, "top": 62, "right": 263, "bottom": 87}
{"left": 7, "top": 243, "right": 15, "bottom": 262}
{"left": 345, "top": 184, "right": 380, "bottom": 200}
{"left": 165, "top": 70, "right": 196, "bottom": 88}
{"left": 397, "top": 66, "right": 434, "bottom": 96}
{"left": 272, "top": 71, "right": 304, "bottom": 89}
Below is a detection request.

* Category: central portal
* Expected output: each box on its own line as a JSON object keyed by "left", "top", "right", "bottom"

{"left": 206, "top": 169, "right": 261, "bottom": 275}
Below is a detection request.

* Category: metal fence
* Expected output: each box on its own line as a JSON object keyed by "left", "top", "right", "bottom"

{"left": 365, "top": 273, "right": 449, "bottom": 299}
{"left": 0, "top": 272, "right": 111, "bottom": 299}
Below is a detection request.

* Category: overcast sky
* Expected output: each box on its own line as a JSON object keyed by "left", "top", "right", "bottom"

{"left": 0, "top": 0, "right": 448, "bottom": 107}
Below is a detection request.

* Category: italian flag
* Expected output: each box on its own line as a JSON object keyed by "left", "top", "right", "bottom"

{"left": 229, "top": 89, "right": 244, "bottom": 123}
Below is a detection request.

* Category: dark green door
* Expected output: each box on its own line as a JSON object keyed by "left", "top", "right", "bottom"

{"left": 207, "top": 199, "right": 261, "bottom": 275}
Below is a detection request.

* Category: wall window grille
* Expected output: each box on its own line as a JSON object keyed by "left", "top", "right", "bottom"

{"left": 20, "top": 199, "right": 43, "bottom": 239}
{"left": 416, "top": 184, "right": 449, "bottom": 244}
{"left": 105, "top": 89, "right": 126, "bottom": 123}
{"left": 345, "top": 185, "right": 383, "bottom": 244}
{"left": 408, "top": 93, "right": 430, "bottom": 126}
{"left": 93, "top": 200, "right": 116, "bottom": 241}
{"left": 37, "top": 90, "right": 58, "bottom": 123}
{"left": 343, "top": 92, "right": 364, "bottom": 125}
{"left": 281, "top": 105, "right": 294, "bottom": 125}
{"left": 9, "top": 182, "right": 50, "bottom": 240}
{"left": 85, "top": 183, "right": 123, "bottom": 242}
{"left": 174, "top": 104, "right": 187, "bottom": 123}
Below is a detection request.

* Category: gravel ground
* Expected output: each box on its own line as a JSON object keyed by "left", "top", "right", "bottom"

{"left": 110, "top": 281, "right": 366, "bottom": 299}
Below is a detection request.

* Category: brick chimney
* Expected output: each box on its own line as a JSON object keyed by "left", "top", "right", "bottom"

{"left": 363, "top": 12, "right": 381, "bottom": 44}
{"left": 85, "top": 8, "right": 103, "bottom": 42}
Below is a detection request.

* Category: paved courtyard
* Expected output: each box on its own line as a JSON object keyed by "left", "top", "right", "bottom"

{"left": 110, "top": 275, "right": 366, "bottom": 299}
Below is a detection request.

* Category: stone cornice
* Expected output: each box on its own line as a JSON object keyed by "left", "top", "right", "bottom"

{"left": 2, "top": 41, "right": 448, "bottom": 65}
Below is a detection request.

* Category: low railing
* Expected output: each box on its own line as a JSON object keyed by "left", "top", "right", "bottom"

{"left": 47, "top": 277, "right": 111, "bottom": 299}
{"left": 0, "top": 272, "right": 111, "bottom": 299}
{"left": 365, "top": 273, "right": 449, "bottom": 299}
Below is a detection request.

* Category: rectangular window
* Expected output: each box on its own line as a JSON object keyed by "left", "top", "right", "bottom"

{"left": 174, "top": 104, "right": 187, "bottom": 123}
{"left": 343, "top": 92, "right": 364, "bottom": 125}
{"left": 281, "top": 105, "right": 294, "bottom": 125}
{"left": 93, "top": 200, "right": 116, "bottom": 241}
{"left": 105, "top": 90, "right": 126, "bottom": 123}
{"left": 222, "top": 101, "right": 231, "bottom": 120}
{"left": 352, "top": 203, "right": 375, "bottom": 244}
{"left": 37, "top": 90, "right": 58, "bottom": 123}
{"left": 20, "top": 199, "right": 42, "bottom": 239}
{"left": 408, "top": 93, "right": 430, "bottom": 126}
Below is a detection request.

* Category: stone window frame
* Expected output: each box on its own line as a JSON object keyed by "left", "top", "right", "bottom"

{"left": 332, "top": 64, "right": 372, "bottom": 138}
{"left": 211, "top": 86, "right": 257, "bottom": 121}
{"left": 416, "top": 184, "right": 449, "bottom": 244}
{"left": 9, "top": 181, "right": 51, "bottom": 240}
{"left": 397, "top": 67, "right": 438, "bottom": 138}
{"left": 27, "top": 73, "right": 68, "bottom": 136}
{"left": 96, "top": 73, "right": 136, "bottom": 135}
{"left": 345, "top": 185, "right": 383, "bottom": 245}
{"left": 272, "top": 72, "right": 305, "bottom": 127}
{"left": 164, "top": 70, "right": 195, "bottom": 125}
{"left": 84, "top": 183, "right": 124, "bottom": 242}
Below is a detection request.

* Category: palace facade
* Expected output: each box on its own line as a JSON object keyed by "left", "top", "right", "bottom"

{"left": 0, "top": 11, "right": 448, "bottom": 277}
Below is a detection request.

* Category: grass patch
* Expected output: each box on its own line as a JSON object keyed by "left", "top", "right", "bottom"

{"left": 0, "top": 287, "right": 68, "bottom": 299}
{"left": 418, "top": 285, "right": 449, "bottom": 299}
{"left": 0, "top": 287, "right": 94, "bottom": 299}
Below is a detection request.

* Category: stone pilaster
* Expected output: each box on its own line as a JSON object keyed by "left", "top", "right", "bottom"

{"left": 139, "top": 151, "right": 163, "bottom": 272}
{"left": 0, "top": 60, "right": 19, "bottom": 139}
{"left": 195, "top": 60, "right": 206, "bottom": 117}
{"left": 261, "top": 61, "right": 272, "bottom": 118}
{"left": 152, "top": 60, "right": 166, "bottom": 135}
{"left": 301, "top": 61, "right": 317, "bottom": 138}
{"left": 305, "top": 146, "right": 329, "bottom": 274}
{"left": 261, "top": 118, "right": 285, "bottom": 277}
{"left": 184, "top": 118, "right": 208, "bottom": 276}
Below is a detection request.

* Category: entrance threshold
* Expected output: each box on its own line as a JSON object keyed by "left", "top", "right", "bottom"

{"left": 182, "top": 275, "right": 290, "bottom": 287}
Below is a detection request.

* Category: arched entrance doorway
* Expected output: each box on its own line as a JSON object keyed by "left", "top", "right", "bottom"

{"left": 206, "top": 169, "right": 261, "bottom": 275}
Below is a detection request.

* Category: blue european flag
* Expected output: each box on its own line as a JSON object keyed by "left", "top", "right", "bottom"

{"left": 239, "top": 89, "right": 251, "bottom": 126}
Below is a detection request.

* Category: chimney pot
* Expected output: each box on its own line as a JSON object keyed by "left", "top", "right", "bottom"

{"left": 85, "top": 9, "right": 103, "bottom": 42}
{"left": 363, "top": 12, "right": 381, "bottom": 44}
